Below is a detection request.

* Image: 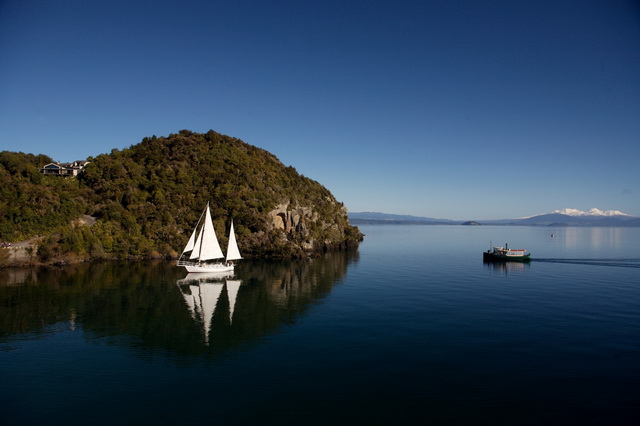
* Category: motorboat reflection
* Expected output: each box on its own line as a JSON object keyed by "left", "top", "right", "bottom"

{"left": 484, "top": 258, "right": 530, "bottom": 275}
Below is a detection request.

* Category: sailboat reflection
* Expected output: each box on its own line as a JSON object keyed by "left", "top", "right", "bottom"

{"left": 177, "top": 272, "right": 242, "bottom": 345}
{"left": 0, "top": 252, "right": 358, "bottom": 357}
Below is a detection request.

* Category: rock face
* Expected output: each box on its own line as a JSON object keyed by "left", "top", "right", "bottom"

{"left": 270, "top": 202, "right": 315, "bottom": 233}
{"left": 268, "top": 200, "right": 356, "bottom": 253}
{"left": 0, "top": 239, "right": 40, "bottom": 267}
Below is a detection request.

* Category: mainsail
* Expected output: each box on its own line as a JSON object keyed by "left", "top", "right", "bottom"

{"left": 199, "top": 204, "right": 224, "bottom": 261}
{"left": 186, "top": 203, "right": 224, "bottom": 261}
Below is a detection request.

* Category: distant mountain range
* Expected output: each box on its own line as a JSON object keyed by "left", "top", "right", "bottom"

{"left": 349, "top": 208, "right": 640, "bottom": 227}
{"left": 347, "top": 211, "right": 457, "bottom": 225}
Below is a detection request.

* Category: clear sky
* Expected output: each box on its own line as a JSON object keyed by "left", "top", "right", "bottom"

{"left": 1, "top": 0, "right": 639, "bottom": 220}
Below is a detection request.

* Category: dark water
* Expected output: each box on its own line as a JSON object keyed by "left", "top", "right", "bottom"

{"left": 1, "top": 225, "right": 639, "bottom": 425}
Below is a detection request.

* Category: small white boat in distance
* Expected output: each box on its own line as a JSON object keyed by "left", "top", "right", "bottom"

{"left": 177, "top": 202, "right": 242, "bottom": 273}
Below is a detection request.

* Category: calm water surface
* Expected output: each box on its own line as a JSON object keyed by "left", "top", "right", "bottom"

{"left": 1, "top": 225, "right": 639, "bottom": 424}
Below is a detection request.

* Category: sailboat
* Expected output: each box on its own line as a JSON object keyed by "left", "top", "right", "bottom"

{"left": 177, "top": 202, "right": 242, "bottom": 273}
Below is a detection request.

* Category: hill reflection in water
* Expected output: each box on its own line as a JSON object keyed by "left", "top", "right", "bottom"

{"left": 0, "top": 250, "right": 359, "bottom": 357}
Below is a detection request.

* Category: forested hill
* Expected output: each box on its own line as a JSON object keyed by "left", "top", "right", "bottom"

{"left": 0, "top": 130, "right": 362, "bottom": 264}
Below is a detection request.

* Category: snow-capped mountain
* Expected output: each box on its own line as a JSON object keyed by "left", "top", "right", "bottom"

{"left": 502, "top": 208, "right": 638, "bottom": 226}
{"left": 550, "top": 208, "right": 630, "bottom": 217}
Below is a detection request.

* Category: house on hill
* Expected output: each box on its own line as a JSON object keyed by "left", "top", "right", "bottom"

{"left": 40, "top": 161, "right": 90, "bottom": 177}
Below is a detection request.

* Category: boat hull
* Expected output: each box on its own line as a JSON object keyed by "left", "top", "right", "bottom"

{"left": 178, "top": 261, "right": 235, "bottom": 273}
{"left": 483, "top": 252, "right": 531, "bottom": 262}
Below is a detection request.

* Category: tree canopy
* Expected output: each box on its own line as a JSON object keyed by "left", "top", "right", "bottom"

{"left": 0, "top": 130, "right": 362, "bottom": 264}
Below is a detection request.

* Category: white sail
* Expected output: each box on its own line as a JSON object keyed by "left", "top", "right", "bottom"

{"left": 199, "top": 204, "right": 224, "bottom": 261}
{"left": 182, "top": 227, "right": 198, "bottom": 254}
{"left": 189, "top": 224, "right": 204, "bottom": 260}
{"left": 178, "top": 203, "right": 241, "bottom": 273}
{"left": 183, "top": 206, "right": 207, "bottom": 255}
{"left": 226, "top": 220, "right": 242, "bottom": 262}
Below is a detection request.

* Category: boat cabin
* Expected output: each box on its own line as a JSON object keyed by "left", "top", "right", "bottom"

{"left": 493, "top": 247, "right": 528, "bottom": 257}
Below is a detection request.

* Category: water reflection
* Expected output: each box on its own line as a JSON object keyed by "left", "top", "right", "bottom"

{"left": 0, "top": 267, "right": 38, "bottom": 286}
{"left": 0, "top": 250, "right": 358, "bottom": 357}
{"left": 483, "top": 259, "right": 530, "bottom": 275}
{"left": 177, "top": 272, "right": 240, "bottom": 345}
{"left": 549, "top": 226, "right": 627, "bottom": 250}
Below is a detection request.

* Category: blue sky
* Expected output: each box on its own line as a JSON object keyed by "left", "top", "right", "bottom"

{"left": 1, "top": 0, "right": 639, "bottom": 220}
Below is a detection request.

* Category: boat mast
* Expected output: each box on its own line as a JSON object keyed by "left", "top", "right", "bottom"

{"left": 198, "top": 202, "right": 224, "bottom": 262}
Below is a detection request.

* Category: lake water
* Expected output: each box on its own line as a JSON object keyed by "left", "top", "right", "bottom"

{"left": 1, "top": 225, "right": 639, "bottom": 425}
